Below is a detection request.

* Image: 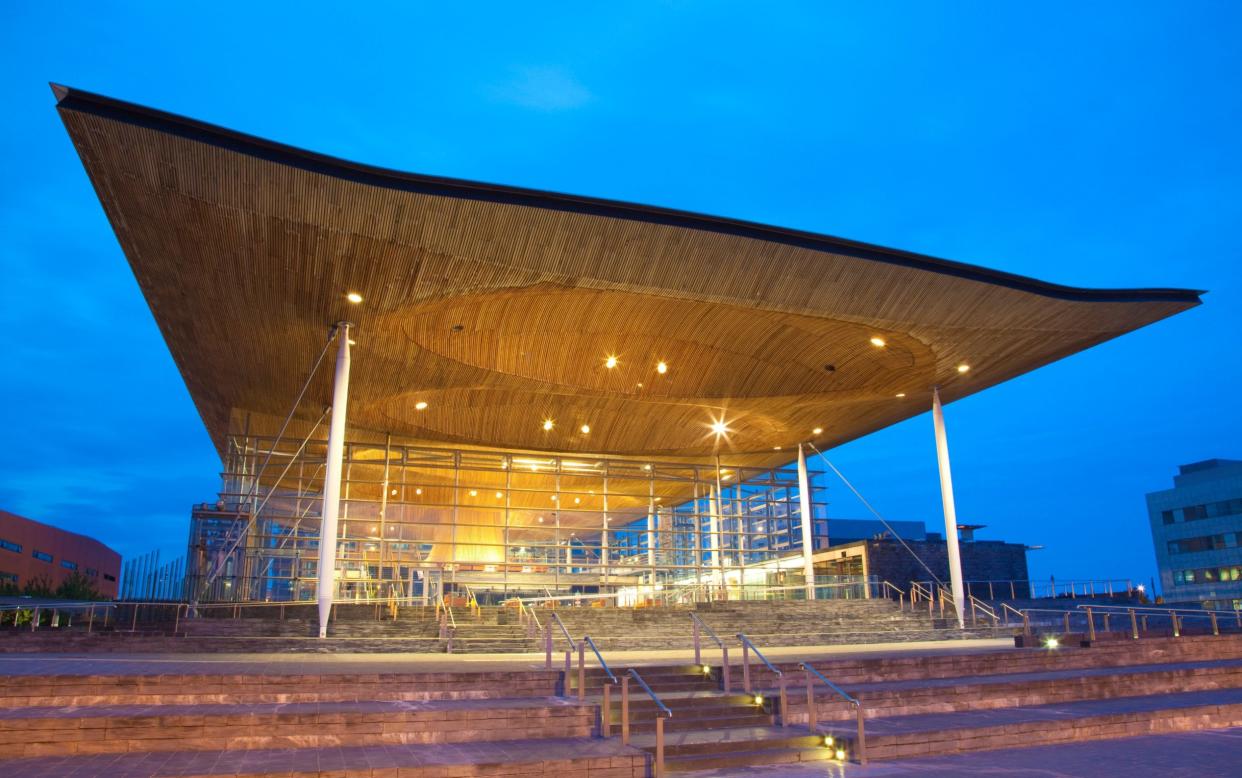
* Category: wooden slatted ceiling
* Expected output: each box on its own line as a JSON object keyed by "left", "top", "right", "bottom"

{"left": 54, "top": 86, "right": 1201, "bottom": 468}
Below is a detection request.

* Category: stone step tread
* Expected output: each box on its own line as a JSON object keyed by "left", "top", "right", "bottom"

{"left": 839, "top": 657, "right": 1242, "bottom": 696}
{"left": 628, "top": 724, "right": 815, "bottom": 749}
{"left": 820, "top": 687, "right": 1242, "bottom": 737}
{"left": 0, "top": 736, "right": 646, "bottom": 777}
{"left": 0, "top": 695, "right": 579, "bottom": 721}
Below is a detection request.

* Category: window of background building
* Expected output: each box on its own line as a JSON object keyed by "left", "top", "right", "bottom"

{"left": 31, "top": 550, "right": 52, "bottom": 563}
{"left": 60, "top": 560, "right": 78, "bottom": 570}
{"left": 0, "top": 539, "right": 20, "bottom": 553}
{"left": 103, "top": 574, "right": 116, "bottom": 582}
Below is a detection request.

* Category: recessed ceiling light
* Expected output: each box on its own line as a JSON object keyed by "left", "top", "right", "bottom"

{"left": 655, "top": 497, "right": 662, "bottom": 502}
{"left": 415, "top": 488, "right": 423, "bottom": 495}
{"left": 469, "top": 489, "right": 478, "bottom": 497}
{"left": 812, "top": 427, "right": 823, "bottom": 435}
{"left": 870, "top": 337, "right": 886, "bottom": 347}
{"left": 574, "top": 497, "right": 581, "bottom": 504}
{"left": 773, "top": 446, "right": 782, "bottom": 450}
{"left": 390, "top": 489, "right": 397, "bottom": 496}
{"left": 415, "top": 401, "right": 428, "bottom": 411}
{"left": 551, "top": 495, "right": 558, "bottom": 501}
{"left": 537, "top": 516, "right": 544, "bottom": 523}
{"left": 605, "top": 355, "right": 618, "bottom": 369}
{"left": 656, "top": 361, "right": 668, "bottom": 374}
{"left": 957, "top": 364, "right": 971, "bottom": 373}
{"left": 348, "top": 339, "right": 357, "bottom": 346}
{"left": 896, "top": 392, "right": 906, "bottom": 398}
{"left": 580, "top": 424, "right": 591, "bottom": 434}
{"left": 495, "top": 491, "right": 503, "bottom": 499}
{"left": 710, "top": 419, "right": 730, "bottom": 437}
{"left": 346, "top": 292, "right": 363, "bottom": 304}
{"left": 542, "top": 419, "right": 555, "bottom": 431}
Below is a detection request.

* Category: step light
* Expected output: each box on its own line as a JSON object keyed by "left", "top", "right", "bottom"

{"left": 823, "top": 735, "right": 834, "bottom": 747}
{"left": 834, "top": 748, "right": 846, "bottom": 760}
{"left": 753, "top": 694, "right": 763, "bottom": 705}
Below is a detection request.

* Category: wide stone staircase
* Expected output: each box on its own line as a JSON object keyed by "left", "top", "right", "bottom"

{"left": 1, "top": 634, "right": 1241, "bottom": 775}
{"left": 0, "top": 598, "right": 995, "bottom": 654}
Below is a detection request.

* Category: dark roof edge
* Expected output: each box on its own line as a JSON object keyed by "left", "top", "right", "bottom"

{"left": 52, "top": 83, "right": 1205, "bottom": 306}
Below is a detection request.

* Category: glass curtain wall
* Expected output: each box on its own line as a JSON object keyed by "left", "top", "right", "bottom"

{"left": 186, "top": 431, "right": 826, "bottom": 603}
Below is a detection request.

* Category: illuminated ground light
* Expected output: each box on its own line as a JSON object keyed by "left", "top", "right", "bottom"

{"left": 753, "top": 694, "right": 764, "bottom": 705}
{"left": 702, "top": 665, "right": 712, "bottom": 675}
{"left": 834, "top": 748, "right": 846, "bottom": 760}
{"left": 823, "top": 735, "right": 834, "bottom": 747}
{"left": 1044, "top": 636, "right": 1060, "bottom": 649}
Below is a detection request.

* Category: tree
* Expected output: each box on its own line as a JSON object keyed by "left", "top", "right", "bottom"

{"left": 22, "top": 575, "right": 54, "bottom": 598}
{"left": 54, "top": 571, "right": 103, "bottom": 601}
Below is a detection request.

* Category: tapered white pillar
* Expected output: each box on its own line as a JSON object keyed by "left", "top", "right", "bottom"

{"left": 796, "top": 444, "right": 817, "bottom": 600}
{"left": 316, "top": 323, "right": 352, "bottom": 638}
{"left": 932, "top": 387, "right": 966, "bottom": 629}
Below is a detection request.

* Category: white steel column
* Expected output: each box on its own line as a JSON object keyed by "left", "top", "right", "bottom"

{"left": 316, "top": 323, "right": 352, "bottom": 638}
{"left": 796, "top": 444, "right": 817, "bottom": 601}
{"left": 932, "top": 387, "right": 966, "bottom": 629}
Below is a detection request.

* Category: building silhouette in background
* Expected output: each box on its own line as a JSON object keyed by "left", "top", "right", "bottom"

{"left": 1147, "top": 459, "right": 1242, "bottom": 610}
{"left": 0, "top": 509, "right": 121, "bottom": 599}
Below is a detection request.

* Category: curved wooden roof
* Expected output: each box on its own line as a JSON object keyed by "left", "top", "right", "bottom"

{"left": 53, "top": 85, "right": 1201, "bottom": 465}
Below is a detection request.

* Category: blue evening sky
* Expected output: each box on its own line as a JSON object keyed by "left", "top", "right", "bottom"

{"left": 1, "top": 3, "right": 1239, "bottom": 593}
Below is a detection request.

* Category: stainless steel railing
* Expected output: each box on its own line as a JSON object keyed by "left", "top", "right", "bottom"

{"left": 690, "top": 612, "right": 732, "bottom": 693}
{"left": 800, "top": 661, "right": 867, "bottom": 765}
{"left": 737, "top": 632, "right": 788, "bottom": 727}
{"left": 622, "top": 668, "right": 672, "bottom": 777}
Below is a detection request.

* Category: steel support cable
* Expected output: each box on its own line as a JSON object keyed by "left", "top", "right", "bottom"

{"left": 196, "top": 405, "right": 331, "bottom": 601}
{"left": 255, "top": 461, "right": 327, "bottom": 581}
{"left": 194, "top": 328, "right": 338, "bottom": 602}
{"left": 236, "top": 329, "right": 337, "bottom": 511}
{"left": 806, "top": 442, "right": 945, "bottom": 588}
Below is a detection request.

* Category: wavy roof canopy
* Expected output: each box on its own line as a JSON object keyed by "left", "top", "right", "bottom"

{"left": 53, "top": 85, "right": 1201, "bottom": 465}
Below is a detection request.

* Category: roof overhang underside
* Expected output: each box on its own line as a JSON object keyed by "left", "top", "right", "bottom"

{"left": 53, "top": 85, "right": 1202, "bottom": 469}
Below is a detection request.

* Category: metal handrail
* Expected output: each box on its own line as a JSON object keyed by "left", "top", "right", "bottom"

{"left": 737, "top": 633, "right": 782, "bottom": 677}
{"left": 522, "top": 600, "right": 541, "bottom": 631}
{"left": 627, "top": 669, "right": 672, "bottom": 718}
{"left": 800, "top": 661, "right": 867, "bottom": 765}
{"left": 584, "top": 636, "right": 617, "bottom": 684}
{"left": 799, "top": 662, "right": 858, "bottom": 706}
{"left": 691, "top": 612, "right": 724, "bottom": 647}
{"left": 1075, "top": 603, "right": 1242, "bottom": 617}
{"left": 549, "top": 611, "right": 575, "bottom": 649}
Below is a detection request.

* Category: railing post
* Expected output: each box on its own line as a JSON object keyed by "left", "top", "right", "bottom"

{"left": 578, "top": 641, "right": 586, "bottom": 704}
{"left": 988, "top": 581, "right": 994, "bottom": 600}
{"left": 721, "top": 646, "right": 731, "bottom": 694}
{"left": 655, "top": 715, "right": 665, "bottom": 778}
{"left": 1086, "top": 607, "right": 1096, "bottom": 641}
{"left": 1010, "top": 581, "right": 1016, "bottom": 599}
{"left": 856, "top": 704, "right": 867, "bottom": 765}
{"left": 1023, "top": 612, "right": 1030, "bottom": 637}
{"left": 545, "top": 622, "right": 552, "bottom": 669}
{"left": 87, "top": 606, "right": 95, "bottom": 634}
{"left": 1172, "top": 614, "right": 1180, "bottom": 638}
{"left": 565, "top": 650, "right": 572, "bottom": 692}
{"left": 602, "top": 682, "right": 611, "bottom": 737}
{"left": 693, "top": 618, "right": 701, "bottom": 665}
{"left": 31, "top": 607, "right": 38, "bottom": 632}
{"left": 1142, "top": 614, "right": 1149, "bottom": 632}
{"left": 1063, "top": 611, "right": 1070, "bottom": 635}
{"left": 805, "top": 670, "right": 817, "bottom": 732}
{"left": 132, "top": 604, "right": 139, "bottom": 632}
{"left": 778, "top": 674, "right": 788, "bottom": 728}
{"left": 742, "top": 642, "right": 751, "bottom": 693}
{"left": 1210, "top": 611, "right": 1219, "bottom": 636}
{"left": 1130, "top": 609, "right": 1139, "bottom": 639}
{"left": 621, "top": 676, "right": 630, "bottom": 745}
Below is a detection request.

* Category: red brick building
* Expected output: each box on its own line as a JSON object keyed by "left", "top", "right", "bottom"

{"left": 0, "top": 510, "right": 121, "bottom": 599}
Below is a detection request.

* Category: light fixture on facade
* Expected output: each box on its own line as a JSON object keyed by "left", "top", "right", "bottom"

{"left": 656, "top": 361, "right": 668, "bottom": 374}
{"left": 543, "top": 418, "right": 555, "bottom": 431}
{"left": 957, "top": 363, "right": 971, "bottom": 373}
{"left": 346, "top": 292, "right": 363, "bottom": 304}
{"left": 580, "top": 424, "right": 590, "bottom": 434}
{"left": 605, "top": 355, "right": 618, "bottom": 369}
{"left": 870, "top": 336, "right": 886, "bottom": 347}
{"left": 415, "top": 401, "right": 428, "bottom": 410}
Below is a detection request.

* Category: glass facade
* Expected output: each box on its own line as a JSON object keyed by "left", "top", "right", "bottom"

{"left": 186, "top": 428, "right": 828, "bottom": 603}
